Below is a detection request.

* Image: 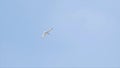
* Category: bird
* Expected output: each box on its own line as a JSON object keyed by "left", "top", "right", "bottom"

{"left": 41, "top": 27, "right": 53, "bottom": 39}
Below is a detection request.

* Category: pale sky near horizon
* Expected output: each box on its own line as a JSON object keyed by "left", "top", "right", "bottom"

{"left": 0, "top": 0, "right": 120, "bottom": 67}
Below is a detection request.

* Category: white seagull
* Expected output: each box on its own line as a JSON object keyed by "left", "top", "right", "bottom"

{"left": 41, "top": 27, "right": 53, "bottom": 39}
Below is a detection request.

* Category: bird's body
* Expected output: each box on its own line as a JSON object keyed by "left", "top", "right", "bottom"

{"left": 41, "top": 27, "right": 53, "bottom": 39}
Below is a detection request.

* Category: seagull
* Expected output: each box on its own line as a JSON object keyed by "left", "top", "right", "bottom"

{"left": 41, "top": 27, "right": 53, "bottom": 39}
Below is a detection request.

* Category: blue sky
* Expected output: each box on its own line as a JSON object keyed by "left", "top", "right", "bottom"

{"left": 0, "top": 0, "right": 120, "bottom": 67}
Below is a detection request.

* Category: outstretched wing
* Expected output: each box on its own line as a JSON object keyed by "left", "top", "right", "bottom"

{"left": 47, "top": 27, "right": 53, "bottom": 33}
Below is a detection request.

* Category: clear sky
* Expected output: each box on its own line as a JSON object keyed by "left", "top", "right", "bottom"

{"left": 0, "top": 0, "right": 120, "bottom": 67}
